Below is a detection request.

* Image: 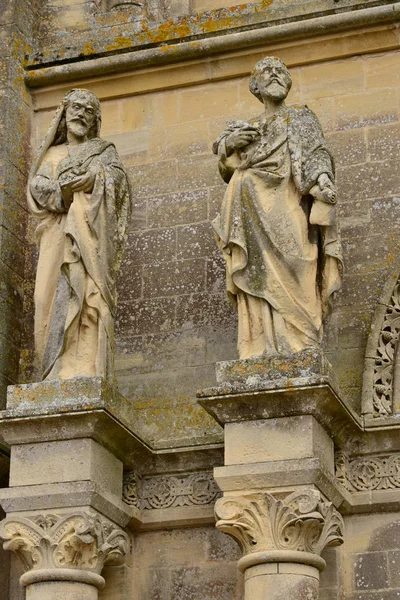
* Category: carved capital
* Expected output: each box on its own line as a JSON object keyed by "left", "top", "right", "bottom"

{"left": 0, "top": 511, "right": 129, "bottom": 574}
{"left": 215, "top": 490, "right": 344, "bottom": 558}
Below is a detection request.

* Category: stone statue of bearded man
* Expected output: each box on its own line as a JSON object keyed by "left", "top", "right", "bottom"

{"left": 28, "top": 89, "right": 131, "bottom": 380}
{"left": 213, "top": 57, "right": 343, "bottom": 359}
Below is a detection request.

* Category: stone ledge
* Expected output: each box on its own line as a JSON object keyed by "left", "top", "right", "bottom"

{"left": 336, "top": 485, "right": 400, "bottom": 514}
{"left": 214, "top": 349, "right": 336, "bottom": 389}
{"left": 25, "top": 3, "right": 400, "bottom": 87}
{"left": 0, "top": 409, "right": 150, "bottom": 469}
{"left": 138, "top": 504, "right": 216, "bottom": 530}
{"left": 0, "top": 481, "right": 133, "bottom": 527}
{"left": 214, "top": 458, "right": 344, "bottom": 508}
{"left": 198, "top": 381, "right": 361, "bottom": 448}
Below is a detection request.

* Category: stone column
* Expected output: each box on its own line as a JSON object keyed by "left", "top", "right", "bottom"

{"left": 0, "top": 510, "right": 129, "bottom": 600}
{"left": 215, "top": 490, "right": 343, "bottom": 600}
{"left": 0, "top": 377, "right": 145, "bottom": 597}
{"left": 198, "top": 349, "right": 359, "bottom": 599}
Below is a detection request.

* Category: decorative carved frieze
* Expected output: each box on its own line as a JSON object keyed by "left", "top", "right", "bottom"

{"left": 215, "top": 490, "right": 344, "bottom": 556}
{"left": 335, "top": 452, "right": 400, "bottom": 492}
{"left": 123, "top": 471, "right": 221, "bottom": 509}
{"left": 123, "top": 472, "right": 142, "bottom": 508}
{"left": 0, "top": 512, "right": 129, "bottom": 573}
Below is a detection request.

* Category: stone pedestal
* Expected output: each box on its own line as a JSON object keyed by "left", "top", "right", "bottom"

{"left": 198, "top": 349, "right": 357, "bottom": 600}
{"left": 0, "top": 378, "right": 146, "bottom": 596}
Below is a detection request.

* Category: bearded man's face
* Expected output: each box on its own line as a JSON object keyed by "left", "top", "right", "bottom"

{"left": 65, "top": 93, "right": 97, "bottom": 139}
{"left": 256, "top": 64, "right": 291, "bottom": 101}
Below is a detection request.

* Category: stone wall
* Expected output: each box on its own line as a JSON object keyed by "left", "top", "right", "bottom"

{"left": 101, "top": 528, "right": 340, "bottom": 600}
{"left": 0, "top": 0, "right": 36, "bottom": 405}
{"left": 25, "top": 32, "right": 400, "bottom": 446}
{"left": 1, "top": 1, "right": 400, "bottom": 599}
{"left": 342, "top": 513, "right": 400, "bottom": 600}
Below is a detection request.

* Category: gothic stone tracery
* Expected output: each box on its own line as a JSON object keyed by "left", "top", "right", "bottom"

{"left": 363, "top": 273, "right": 400, "bottom": 417}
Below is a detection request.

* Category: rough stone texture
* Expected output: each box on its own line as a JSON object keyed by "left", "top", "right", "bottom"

{"left": 19, "top": 37, "right": 400, "bottom": 445}
{"left": 128, "top": 527, "right": 243, "bottom": 600}
{"left": 1, "top": 2, "right": 400, "bottom": 599}
{"left": 0, "top": 506, "right": 10, "bottom": 599}
{"left": 341, "top": 513, "right": 400, "bottom": 599}
{"left": 0, "top": 0, "right": 35, "bottom": 404}
{"left": 224, "top": 415, "right": 334, "bottom": 473}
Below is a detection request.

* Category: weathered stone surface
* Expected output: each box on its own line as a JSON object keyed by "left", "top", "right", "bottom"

{"left": 170, "top": 564, "right": 239, "bottom": 600}
{"left": 147, "top": 189, "right": 208, "bottom": 229}
{"left": 212, "top": 56, "right": 341, "bottom": 359}
{"left": 214, "top": 348, "right": 334, "bottom": 388}
{"left": 9, "top": 438, "right": 122, "bottom": 494}
{"left": 224, "top": 415, "right": 334, "bottom": 474}
{"left": 3, "top": 3, "right": 400, "bottom": 599}
{"left": 354, "top": 551, "right": 389, "bottom": 591}
{"left": 143, "top": 259, "right": 206, "bottom": 297}
{"left": 28, "top": 89, "right": 131, "bottom": 382}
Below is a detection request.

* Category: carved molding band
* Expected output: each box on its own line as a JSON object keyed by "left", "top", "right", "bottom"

{"left": 0, "top": 512, "right": 129, "bottom": 574}
{"left": 336, "top": 452, "right": 400, "bottom": 492}
{"left": 123, "top": 471, "right": 221, "bottom": 509}
{"left": 215, "top": 490, "right": 344, "bottom": 558}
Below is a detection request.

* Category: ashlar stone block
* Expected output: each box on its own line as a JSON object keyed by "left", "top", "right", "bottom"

{"left": 9, "top": 438, "right": 122, "bottom": 495}
{"left": 225, "top": 415, "right": 334, "bottom": 474}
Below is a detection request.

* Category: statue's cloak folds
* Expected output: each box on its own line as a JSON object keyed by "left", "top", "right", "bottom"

{"left": 28, "top": 104, "right": 131, "bottom": 379}
{"left": 212, "top": 105, "right": 343, "bottom": 348}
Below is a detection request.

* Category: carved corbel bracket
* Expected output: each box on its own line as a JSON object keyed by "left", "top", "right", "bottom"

{"left": 215, "top": 489, "right": 344, "bottom": 569}
{"left": 0, "top": 511, "right": 130, "bottom": 575}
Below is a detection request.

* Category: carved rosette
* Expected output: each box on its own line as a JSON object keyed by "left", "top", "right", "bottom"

{"left": 336, "top": 451, "right": 400, "bottom": 491}
{"left": 0, "top": 512, "right": 129, "bottom": 574}
{"left": 215, "top": 490, "right": 344, "bottom": 558}
{"left": 123, "top": 470, "right": 221, "bottom": 509}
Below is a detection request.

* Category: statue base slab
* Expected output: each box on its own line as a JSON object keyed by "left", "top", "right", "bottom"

{"left": 198, "top": 348, "right": 361, "bottom": 447}
{"left": 0, "top": 376, "right": 150, "bottom": 469}
{"left": 198, "top": 349, "right": 355, "bottom": 503}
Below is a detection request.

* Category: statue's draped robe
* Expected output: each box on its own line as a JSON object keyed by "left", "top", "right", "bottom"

{"left": 29, "top": 138, "right": 130, "bottom": 379}
{"left": 213, "top": 106, "right": 342, "bottom": 359}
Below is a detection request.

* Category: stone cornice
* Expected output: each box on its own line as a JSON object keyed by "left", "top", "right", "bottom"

{"left": 25, "top": 3, "right": 400, "bottom": 88}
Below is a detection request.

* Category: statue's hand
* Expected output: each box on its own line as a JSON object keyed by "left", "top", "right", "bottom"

{"left": 70, "top": 169, "right": 96, "bottom": 193}
{"left": 316, "top": 173, "right": 336, "bottom": 204}
{"left": 225, "top": 127, "right": 259, "bottom": 154}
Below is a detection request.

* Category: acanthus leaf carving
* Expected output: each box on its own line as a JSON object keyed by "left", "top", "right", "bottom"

{"left": 215, "top": 490, "right": 344, "bottom": 557}
{"left": 0, "top": 512, "right": 129, "bottom": 574}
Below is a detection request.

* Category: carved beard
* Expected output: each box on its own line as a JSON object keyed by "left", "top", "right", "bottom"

{"left": 264, "top": 81, "right": 289, "bottom": 100}
{"left": 66, "top": 118, "right": 90, "bottom": 139}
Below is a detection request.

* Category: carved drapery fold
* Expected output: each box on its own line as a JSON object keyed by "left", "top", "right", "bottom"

{"left": 0, "top": 512, "right": 129, "bottom": 573}
{"left": 215, "top": 490, "right": 344, "bottom": 557}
